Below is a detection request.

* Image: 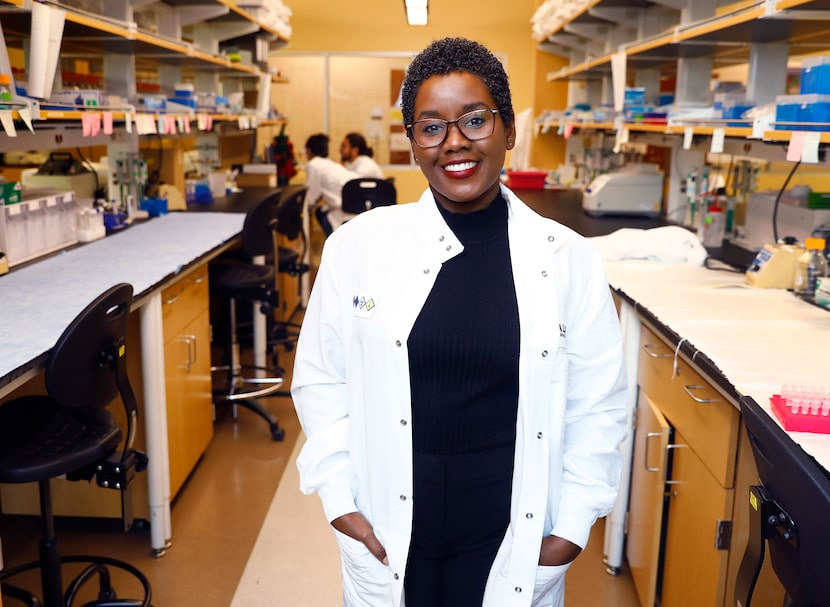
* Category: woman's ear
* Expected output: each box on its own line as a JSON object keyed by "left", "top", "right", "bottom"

{"left": 506, "top": 124, "right": 517, "bottom": 150}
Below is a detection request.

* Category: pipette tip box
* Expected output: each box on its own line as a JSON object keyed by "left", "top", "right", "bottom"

{"left": 770, "top": 394, "right": 830, "bottom": 434}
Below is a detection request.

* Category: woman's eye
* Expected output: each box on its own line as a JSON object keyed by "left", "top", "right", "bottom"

{"left": 465, "top": 116, "right": 485, "bottom": 128}
{"left": 421, "top": 122, "right": 444, "bottom": 135}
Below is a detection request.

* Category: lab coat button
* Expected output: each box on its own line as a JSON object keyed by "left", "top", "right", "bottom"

{"left": 423, "top": 268, "right": 430, "bottom": 274}
{"left": 515, "top": 586, "right": 522, "bottom": 593}
{"left": 400, "top": 419, "right": 407, "bottom": 426}
{"left": 537, "top": 432, "right": 543, "bottom": 439}
{"left": 399, "top": 495, "right": 407, "bottom": 501}
{"left": 541, "top": 270, "right": 548, "bottom": 277}
{"left": 526, "top": 512, "right": 533, "bottom": 519}
{"left": 446, "top": 245, "right": 452, "bottom": 251}
{"left": 541, "top": 350, "right": 549, "bottom": 357}
{"left": 439, "top": 235, "right": 445, "bottom": 242}
{"left": 395, "top": 340, "right": 402, "bottom": 347}
{"left": 548, "top": 235, "right": 555, "bottom": 242}
{"left": 394, "top": 573, "right": 400, "bottom": 580}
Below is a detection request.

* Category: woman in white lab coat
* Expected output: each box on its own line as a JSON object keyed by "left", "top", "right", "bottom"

{"left": 291, "top": 37, "right": 628, "bottom": 607}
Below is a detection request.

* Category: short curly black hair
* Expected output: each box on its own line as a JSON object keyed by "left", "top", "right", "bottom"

{"left": 401, "top": 37, "right": 514, "bottom": 134}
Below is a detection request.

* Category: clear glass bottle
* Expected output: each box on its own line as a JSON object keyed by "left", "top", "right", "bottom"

{"left": 794, "top": 237, "right": 827, "bottom": 298}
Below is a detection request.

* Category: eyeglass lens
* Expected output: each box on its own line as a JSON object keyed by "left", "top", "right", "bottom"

{"left": 410, "top": 109, "right": 497, "bottom": 148}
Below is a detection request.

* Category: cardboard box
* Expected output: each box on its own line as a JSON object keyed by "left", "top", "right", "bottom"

{"left": 236, "top": 173, "right": 277, "bottom": 188}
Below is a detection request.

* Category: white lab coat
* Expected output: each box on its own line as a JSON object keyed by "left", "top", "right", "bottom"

{"left": 305, "top": 156, "right": 361, "bottom": 230}
{"left": 345, "top": 155, "right": 385, "bottom": 179}
{"left": 292, "top": 185, "right": 628, "bottom": 607}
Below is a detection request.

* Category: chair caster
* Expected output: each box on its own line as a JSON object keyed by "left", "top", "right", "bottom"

{"left": 271, "top": 424, "right": 285, "bottom": 441}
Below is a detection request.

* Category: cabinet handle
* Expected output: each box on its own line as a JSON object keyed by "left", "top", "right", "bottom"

{"left": 642, "top": 343, "right": 672, "bottom": 358}
{"left": 643, "top": 432, "right": 663, "bottom": 472}
{"left": 191, "top": 275, "right": 206, "bottom": 284}
{"left": 177, "top": 335, "right": 195, "bottom": 372}
{"left": 164, "top": 294, "right": 180, "bottom": 306}
{"left": 665, "top": 444, "right": 689, "bottom": 486}
{"left": 682, "top": 384, "right": 719, "bottom": 404}
{"left": 184, "top": 334, "right": 197, "bottom": 367}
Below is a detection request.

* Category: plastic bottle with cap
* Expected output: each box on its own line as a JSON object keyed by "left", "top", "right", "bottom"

{"left": 701, "top": 203, "right": 725, "bottom": 247}
{"left": 794, "top": 237, "right": 827, "bottom": 298}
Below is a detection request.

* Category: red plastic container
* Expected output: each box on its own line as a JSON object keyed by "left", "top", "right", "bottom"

{"left": 770, "top": 394, "right": 830, "bottom": 434}
{"left": 507, "top": 170, "right": 547, "bottom": 190}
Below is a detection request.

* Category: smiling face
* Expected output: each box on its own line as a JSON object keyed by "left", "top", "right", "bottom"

{"left": 410, "top": 72, "right": 516, "bottom": 214}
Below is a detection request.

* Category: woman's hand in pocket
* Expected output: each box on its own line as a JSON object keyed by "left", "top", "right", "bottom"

{"left": 331, "top": 511, "right": 389, "bottom": 565}
{"left": 539, "top": 535, "right": 582, "bottom": 566}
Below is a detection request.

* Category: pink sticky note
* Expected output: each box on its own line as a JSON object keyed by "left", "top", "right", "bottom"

{"left": 787, "top": 131, "right": 807, "bottom": 162}
{"left": 103, "top": 112, "right": 113, "bottom": 135}
{"left": 184, "top": 117, "right": 191, "bottom": 133}
{"left": 564, "top": 123, "right": 574, "bottom": 139}
{"left": 90, "top": 114, "right": 101, "bottom": 137}
{"left": 82, "top": 113, "right": 92, "bottom": 136}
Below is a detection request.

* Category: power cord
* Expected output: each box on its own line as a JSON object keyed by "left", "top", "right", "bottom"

{"left": 773, "top": 160, "right": 801, "bottom": 244}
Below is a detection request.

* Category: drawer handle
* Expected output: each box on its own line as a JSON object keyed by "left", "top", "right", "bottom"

{"left": 665, "top": 444, "right": 688, "bottom": 486}
{"left": 177, "top": 335, "right": 196, "bottom": 372}
{"left": 191, "top": 275, "right": 206, "bottom": 284}
{"left": 643, "top": 343, "right": 672, "bottom": 358}
{"left": 164, "top": 294, "right": 181, "bottom": 306}
{"left": 643, "top": 432, "right": 663, "bottom": 472}
{"left": 682, "top": 384, "right": 719, "bottom": 404}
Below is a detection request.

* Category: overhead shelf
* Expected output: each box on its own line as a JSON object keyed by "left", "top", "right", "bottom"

{"left": 544, "top": 0, "right": 830, "bottom": 82}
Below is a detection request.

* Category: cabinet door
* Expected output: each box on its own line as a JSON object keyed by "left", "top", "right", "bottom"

{"left": 627, "top": 391, "right": 671, "bottom": 607}
{"left": 165, "top": 309, "right": 213, "bottom": 497}
{"left": 661, "top": 429, "right": 733, "bottom": 607}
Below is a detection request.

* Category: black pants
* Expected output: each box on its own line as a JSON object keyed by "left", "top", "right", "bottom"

{"left": 404, "top": 445, "right": 514, "bottom": 607}
{"left": 315, "top": 206, "right": 333, "bottom": 236}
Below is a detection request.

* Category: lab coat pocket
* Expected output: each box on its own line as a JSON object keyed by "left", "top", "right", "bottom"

{"left": 531, "top": 562, "right": 571, "bottom": 607}
{"left": 332, "top": 528, "right": 393, "bottom": 606}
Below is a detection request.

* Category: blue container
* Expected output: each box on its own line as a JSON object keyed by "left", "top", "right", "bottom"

{"left": 800, "top": 56, "right": 830, "bottom": 95}
{"left": 722, "top": 103, "right": 754, "bottom": 127}
{"left": 140, "top": 197, "right": 168, "bottom": 217}
{"left": 800, "top": 94, "right": 830, "bottom": 131}
{"left": 775, "top": 95, "right": 804, "bottom": 130}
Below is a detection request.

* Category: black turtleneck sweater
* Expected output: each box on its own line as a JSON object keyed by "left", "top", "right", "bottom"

{"left": 407, "top": 193, "right": 520, "bottom": 455}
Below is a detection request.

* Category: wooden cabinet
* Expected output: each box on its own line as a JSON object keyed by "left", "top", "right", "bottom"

{"left": 630, "top": 323, "right": 739, "bottom": 606}
{"left": 628, "top": 321, "right": 788, "bottom": 607}
{"left": 161, "top": 265, "right": 213, "bottom": 498}
{"left": 627, "top": 391, "right": 670, "bottom": 607}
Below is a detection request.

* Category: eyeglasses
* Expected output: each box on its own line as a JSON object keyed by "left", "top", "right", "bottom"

{"left": 407, "top": 108, "right": 499, "bottom": 148}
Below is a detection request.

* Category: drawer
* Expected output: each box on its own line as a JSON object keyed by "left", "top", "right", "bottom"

{"left": 162, "top": 266, "right": 209, "bottom": 340}
{"left": 638, "top": 324, "right": 739, "bottom": 488}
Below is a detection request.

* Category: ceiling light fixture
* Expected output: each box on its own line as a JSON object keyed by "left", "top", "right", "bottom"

{"left": 404, "top": 0, "right": 428, "bottom": 26}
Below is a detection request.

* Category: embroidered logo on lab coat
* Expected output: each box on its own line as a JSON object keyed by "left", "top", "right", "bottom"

{"left": 353, "top": 293, "right": 377, "bottom": 319}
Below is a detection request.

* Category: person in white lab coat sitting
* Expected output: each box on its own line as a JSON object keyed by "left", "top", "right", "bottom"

{"left": 292, "top": 37, "right": 628, "bottom": 607}
{"left": 340, "top": 132, "right": 384, "bottom": 179}
{"left": 304, "top": 133, "right": 360, "bottom": 236}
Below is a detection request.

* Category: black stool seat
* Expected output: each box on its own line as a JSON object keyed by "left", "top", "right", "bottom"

{"left": 0, "top": 283, "right": 151, "bottom": 607}
{"left": 0, "top": 396, "right": 121, "bottom": 483}
{"left": 210, "top": 260, "right": 274, "bottom": 292}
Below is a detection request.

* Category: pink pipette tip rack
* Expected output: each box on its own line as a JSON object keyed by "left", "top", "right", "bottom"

{"left": 770, "top": 394, "right": 830, "bottom": 434}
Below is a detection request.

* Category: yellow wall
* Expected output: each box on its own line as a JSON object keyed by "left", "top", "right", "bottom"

{"left": 269, "top": 0, "right": 566, "bottom": 202}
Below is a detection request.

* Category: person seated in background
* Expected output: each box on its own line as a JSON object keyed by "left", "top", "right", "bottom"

{"left": 304, "top": 133, "right": 360, "bottom": 236}
{"left": 340, "top": 132, "right": 384, "bottom": 179}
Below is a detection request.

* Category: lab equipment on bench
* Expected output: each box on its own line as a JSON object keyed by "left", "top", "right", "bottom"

{"left": 582, "top": 164, "right": 663, "bottom": 217}
{"left": 745, "top": 242, "right": 804, "bottom": 289}
{"left": 21, "top": 152, "right": 98, "bottom": 200}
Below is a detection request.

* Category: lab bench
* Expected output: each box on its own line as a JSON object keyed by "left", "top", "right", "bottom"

{"left": 0, "top": 212, "right": 245, "bottom": 555}
{"left": 606, "top": 261, "right": 830, "bottom": 607}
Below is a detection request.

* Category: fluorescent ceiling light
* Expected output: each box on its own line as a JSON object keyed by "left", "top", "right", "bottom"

{"left": 404, "top": 0, "right": 428, "bottom": 25}
{"left": 407, "top": 7, "right": 428, "bottom": 25}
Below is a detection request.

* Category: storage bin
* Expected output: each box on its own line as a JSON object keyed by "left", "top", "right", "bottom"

{"left": 800, "top": 56, "right": 830, "bottom": 95}
{"left": 799, "top": 94, "right": 830, "bottom": 131}
{"left": 506, "top": 170, "right": 547, "bottom": 190}
{"left": 775, "top": 94, "right": 805, "bottom": 130}
{"left": 722, "top": 103, "right": 754, "bottom": 127}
